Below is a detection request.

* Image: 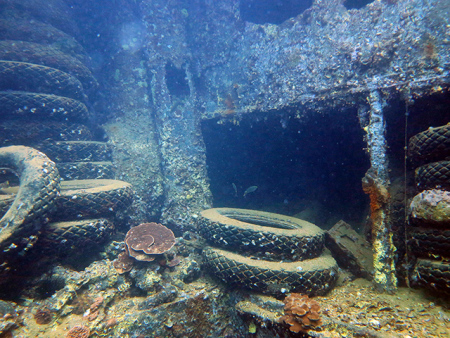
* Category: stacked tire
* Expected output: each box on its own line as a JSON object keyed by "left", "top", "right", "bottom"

{"left": 0, "top": 3, "right": 133, "bottom": 271}
{"left": 0, "top": 148, "right": 133, "bottom": 268}
{"left": 0, "top": 4, "right": 114, "bottom": 181}
{"left": 407, "top": 123, "right": 450, "bottom": 294}
{"left": 197, "top": 208, "right": 338, "bottom": 296}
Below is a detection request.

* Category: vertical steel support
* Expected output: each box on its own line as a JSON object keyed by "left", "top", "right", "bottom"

{"left": 360, "top": 89, "right": 397, "bottom": 293}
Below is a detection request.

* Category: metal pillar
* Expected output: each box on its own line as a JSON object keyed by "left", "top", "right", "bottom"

{"left": 360, "top": 89, "right": 397, "bottom": 293}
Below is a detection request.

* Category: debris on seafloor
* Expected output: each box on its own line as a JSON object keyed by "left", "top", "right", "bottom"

{"left": 237, "top": 279, "right": 450, "bottom": 337}
{"left": 326, "top": 220, "right": 374, "bottom": 280}
{"left": 236, "top": 293, "right": 324, "bottom": 334}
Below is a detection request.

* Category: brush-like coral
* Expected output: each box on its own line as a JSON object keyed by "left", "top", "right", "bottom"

{"left": 280, "top": 293, "right": 322, "bottom": 333}
{"left": 66, "top": 325, "right": 90, "bottom": 338}
{"left": 85, "top": 296, "right": 103, "bottom": 321}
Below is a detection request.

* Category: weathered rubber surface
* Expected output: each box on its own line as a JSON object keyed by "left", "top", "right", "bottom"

{"left": 408, "top": 124, "right": 450, "bottom": 166}
{"left": 0, "top": 40, "right": 97, "bottom": 90}
{"left": 0, "top": 121, "right": 92, "bottom": 147}
{"left": 0, "top": 195, "right": 13, "bottom": 219}
{"left": 416, "top": 161, "right": 450, "bottom": 190}
{"left": 1, "top": 179, "right": 132, "bottom": 221}
{"left": 55, "top": 179, "right": 133, "bottom": 220}
{"left": 0, "top": 91, "right": 89, "bottom": 122}
{"left": 37, "top": 218, "right": 114, "bottom": 256}
{"left": 2, "top": 2, "right": 79, "bottom": 38}
{"left": 409, "top": 189, "right": 450, "bottom": 227}
{"left": 412, "top": 259, "right": 450, "bottom": 294}
{"left": 203, "top": 246, "right": 338, "bottom": 296}
{"left": 58, "top": 162, "right": 115, "bottom": 180}
{"left": 408, "top": 227, "right": 450, "bottom": 258}
{"left": 0, "top": 17, "right": 88, "bottom": 63}
{"left": 198, "top": 208, "right": 324, "bottom": 261}
{"left": 0, "top": 146, "right": 60, "bottom": 264}
{"left": 36, "top": 141, "right": 112, "bottom": 162}
{"left": 0, "top": 61, "right": 86, "bottom": 101}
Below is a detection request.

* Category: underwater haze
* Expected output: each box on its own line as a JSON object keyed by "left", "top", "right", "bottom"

{"left": 0, "top": 0, "right": 449, "bottom": 337}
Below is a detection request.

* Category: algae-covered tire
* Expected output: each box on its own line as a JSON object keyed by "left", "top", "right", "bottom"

{"left": 58, "top": 162, "right": 115, "bottom": 180}
{"left": 198, "top": 208, "right": 324, "bottom": 261}
{"left": 0, "top": 40, "right": 97, "bottom": 90}
{"left": 55, "top": 179, "right": 133, "bottom": 220}
{"left": 416, "top": 161, "right": 450, "bottom": 191}
{"left": 0, "top": 121, "right": 92, "bottom": 147}
{"left": 409, "top": 189, "right": 450, "bottom": 227}
{"left": 0, "top": 195, "right": 14, "bottom": 219}
{"left": 37, "top": 218, "right": 114, "bottom": 256}
{"left": 0, "top": 5, "right": 79, "bottom": 40}
{"left": 408, "top": 124, "right": 450, "bottom": 166}
{"left": 0, "top": 61, "right": 86, "bottom": 101}
{"left": 412, "top": 259, "right": 450, "bottom": 294}
{"left": 36, "top": 141, "right": 112, "bottom": 162}
{"left": 0, "top": 146, "right": 60, "bottom": 262}
{"left": 0, "top": 17, "right": 88, "bottom": 63}
{"left": 0, "top": 91, "right": 89, "bottom": 122}
{"left": 408, "top": 227, "right": 450, "bottom": 258}
{"left": 203, "top": 246, "right": 338, "bottom": 296}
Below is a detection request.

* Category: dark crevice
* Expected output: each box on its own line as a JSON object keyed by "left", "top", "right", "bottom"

{"left": 240, "top": 0, "right": 313, "bottom": 25}
{"left": 165, "top": 62, "right": 190, "bottom": 98}
{"left": 344, "top": 0, "right": 376, "bottom": 10}
{"left": 202, "top": 109, "right": 370, "bottom": 230}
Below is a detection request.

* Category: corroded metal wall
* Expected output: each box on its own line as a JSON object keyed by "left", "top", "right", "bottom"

{"left": 103, "top": 42, "right": 165, "bottom": 224}
{"left": 196, "top": 0, "right": 449, "bottom": 117}
{"left": 105, "top": 0, "right": 449, "bottom": 232}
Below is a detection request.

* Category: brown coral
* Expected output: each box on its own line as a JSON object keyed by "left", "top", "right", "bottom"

{"left": 86, "top": 296, "right": 103, "bottom": 321}
{"left": 66, "top": 325, "right": 90, "bottom": 338}
{"left": 34, "top": 307, "right": 53, "bottom": 325}
{"left": 104, "top": 317, "right": 118, "bottom": 329}
{"left": 125, "top": 222, "right": 176, "bottom": 261}
{"left": 90, "top": 296, "right": 103, "bottom": 312}
{"left": 113, "top": 250, "right": 134, "bottom": 274}
{"left": 280, "top": 293, "right": 322, "bottom": 333}
{"left": 113, "top": 222, "right": 176, "bottom": 274}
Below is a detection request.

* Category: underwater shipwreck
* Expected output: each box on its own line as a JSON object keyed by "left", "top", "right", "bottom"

{"left": 0, "top": 0, "right": 450, "bottom": 337}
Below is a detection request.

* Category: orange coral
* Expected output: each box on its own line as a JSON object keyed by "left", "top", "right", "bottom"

{"left": 66, "top": 325, "right": 90, "bottom": 338}
{"left": 90, "top": 296, "right": 103, "bottom": 312}
{"left": 104, "top": 317, "right": 118, "bottom": 329}
{"left": 280, "top": 293, "right": 322, "bottom": 333}
{"left": 86, "top": 296, "right": 103, "bottom": 321}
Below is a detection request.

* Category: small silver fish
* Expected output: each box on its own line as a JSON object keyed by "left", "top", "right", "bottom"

{"left": 243, "top": 185, "right": 258, "bottom": 197}
{"left": 232, "top": 183, "right": 237, "bottom": 197}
